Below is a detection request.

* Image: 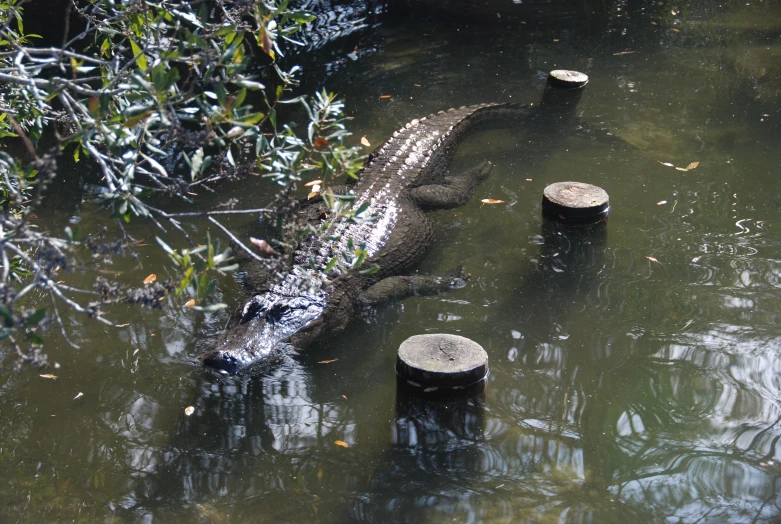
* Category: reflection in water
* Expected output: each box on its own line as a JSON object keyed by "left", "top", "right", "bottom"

{"left": 3, "top": 0, "right": 781, "bottom": 521}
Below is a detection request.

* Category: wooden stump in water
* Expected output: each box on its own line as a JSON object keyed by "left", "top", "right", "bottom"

{"left": 542, "top": 182, "right": 609, "bottom": 224}
{"left": 396, "top": 334, "right": 488, "bottom": 390}
{"left": 547, "top": 70, "right": 589, "bottom": 90}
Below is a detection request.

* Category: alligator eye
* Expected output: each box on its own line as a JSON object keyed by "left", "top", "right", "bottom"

{"left": 265, "top": 302, "right": 291, "bottom": 324}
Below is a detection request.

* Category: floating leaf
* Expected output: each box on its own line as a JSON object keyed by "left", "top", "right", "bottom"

{"left": 675, "top": 167, "right": 688, "bottom": 171}
{"left": 313, "top": 137, "right": 328, "bottom": 148}
{"left": 379, "top": 94, "right": 392, "bottom": 99}
{"left": 184, "top": 299, "right": 196, "bottom": 309}
{"left": 334, "top": 440, "right": 349, "bottom": 448}
{"left": 686, "top": 162, "right": 699, "bottom": 170}
{"left": 613, "top": 51, "right": 637, "bottom": 56}
{"left": 646, "top": 256, "right": 661, "bottom": 264}
{"left": 360, "top": 136, "right": 371, "bottom": 147}
{"left": 143, "top": 274, "right": 157, "bottom": 284}
{"left": 318, "top": 358, "right": 339, "bottom": 364}
{"left": 657, "top": 200, "right": 667, "bottom": 205}
{"left": 304, "top": 179, "right": 323, "bottom": 187}
{"left": 658, "top": 161, "right": 675, "bottom": 167}
{"left": 74, "top": 392, "right": 84, "bottom": 400}
{"left": 249, "top": 237, "right": 280, "bottom": 256}
{"left": 341, "top": 395, "right": 348, "bottom": 400}
{"left": 481, "top": 198, "right": 505, "bottom": 205}
{"left": 525, "top": 178, "right": 532, "bottom": 182}
{"left": 40, "top": 374, "right": 58, "bottom": 380}
{"left": 184, "top": 406, "right": 195, "bottom": 416}
{"left": 692, "top": 256, "right": 702, "bottom": 263}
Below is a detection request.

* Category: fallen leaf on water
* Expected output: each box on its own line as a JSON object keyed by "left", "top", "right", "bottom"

{"left": 413, "top": 83, "right": 421, "bottom": 87}
{"left": 318, "top": 358, "right": 339, "bottom": 364}
{"left": 481, "top": 198, "right": 505, "bottom": 205}
{"left": 651, "top": 21, "right": 658, "bottom": 25}
{"left": 304, "top": 179, "right": 322, "bottom": 187}
{"left": 341, "top": 395, "right": 348, "bottom": 400}
{"left": 184, "top": 299, "right": 196, "bottom": 309}
{"left": 671, "top": 9, "right": 678, "bottom": 15}
{"left": 675, "top": 167, "right": 688, "bottom": 171}
{"left": 360, "top": 136, "right": 371, "bottom": 147}
{"left": 525, "top": 178, "right": 533, "bottom": 182}
{"left": 692, "top": 256, "right": 702, "bottom": 263}
{"left": 686, "top": 161, "right": 699, "bottom": 170}
{"left": 613, "top": 51, "right": 637, "bottom": 56}
{"left": 672, "top": 28, "right": 680, "bottom": 33}
{"left": 334, "top": 440, "right": 349, "bottom": 448}
{"left": 184, "top": 406, "right": 195, "bottom": 416}
{"left": 646, "top": 256, "right": 661, "bottom": 264}
{"left": 74, "top": 392, "right": 84, "bottom": 400}
{"left": 143, "top": 274, "right": 157, "bottom": 284}
{"left": 657, "top": 200, "right": 667, "bottom": 205}
{"left": 379, "top": 94, "right": 392, "bottom": 99}
{"left": 307, "top": 190, "right": 320, "bottom": 200}
{"left": 40, "top": 374, "right": 58, "bottom": 380}
{"left": 553, "top": 38, "right": 560, "bottom": 42}
{"left": 116, "top": 323, "right": 131, "bottom": 328}
{"left": 313, "top": 137, "right": 328, "bottom": 148}
{"left": 658, "top": 161, "right": 675, "bottom": 167}
{"left": 249, "top": 237, "right": 280, "bottom": 256}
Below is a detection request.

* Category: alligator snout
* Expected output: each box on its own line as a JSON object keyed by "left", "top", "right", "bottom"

{"left": 201, "top": 351, "right": 242, "bottom": 375}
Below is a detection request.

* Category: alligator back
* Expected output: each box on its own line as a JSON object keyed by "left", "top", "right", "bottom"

{"left": 298, "top": 103, "right": 535, "bottom": 278}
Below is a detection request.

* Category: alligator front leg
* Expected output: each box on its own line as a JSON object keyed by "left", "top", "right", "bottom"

{"left": 358, "top": 266, "right": 468, "bottom": 307}
{"left": 407, "top": 161, "right": 492, "bottom": 210}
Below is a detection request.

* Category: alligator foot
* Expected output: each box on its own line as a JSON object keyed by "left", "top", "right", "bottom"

{"left": 358, "top": 266, "right": 469, "bottom": 307}
{"left": 407, "top": 161, "right": 492, "bottom": 209}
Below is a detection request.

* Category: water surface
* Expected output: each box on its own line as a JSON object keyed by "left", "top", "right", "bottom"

{"left": 2, "top": 1, "right": 781, "bottom": 522}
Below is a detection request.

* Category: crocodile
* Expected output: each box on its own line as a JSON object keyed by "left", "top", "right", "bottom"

{"left": 201, "top": 102, "right": 559, "bottom": 374}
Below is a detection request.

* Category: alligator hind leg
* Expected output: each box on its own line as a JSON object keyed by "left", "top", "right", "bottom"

{"left": 358, "top": 266, "right": 468, "bottom": 307}
{"left": 407, "top": 161, "right": 492, "bottom": 210}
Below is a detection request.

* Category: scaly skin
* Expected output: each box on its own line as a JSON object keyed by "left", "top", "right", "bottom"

{"left": 201, "top": 103, "right": 536, "bottom": 374}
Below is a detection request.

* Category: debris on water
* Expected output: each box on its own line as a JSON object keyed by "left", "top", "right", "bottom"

{"left": 143, "top": 274, "right": 156, "bottom": 284}
{"left": 334, "top": 440, "right": 349, "bottom": 448}
{"left": 646, "top": 256, "right": 661, "bottom": 264}
{"left": 184, "top": 406, "right": 195, "bottom": 416}
{"left": 360, "top": 136, "right": 371, "bottom": 147}
{"left": 40, "top": 374, "right": 58, "bottom": 380}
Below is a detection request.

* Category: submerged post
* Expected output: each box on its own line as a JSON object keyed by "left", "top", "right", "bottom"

{"left": 539, "top": 70, "right": 589, "bottom": 129}
{"left": 393, "top": 334, "right": 488, "bottom": 448}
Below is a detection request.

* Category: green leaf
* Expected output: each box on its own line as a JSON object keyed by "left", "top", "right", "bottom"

{"left": 324, "top": 256, "right": 337, "bottom": 273}
{"left": 237, "top": 112, "right": 264, "bottom": 125}
{"left": 25, "top": 307, "right": 46, "bottom": 328}
{"left": 359, "top": 265, "right": 380, "bottom": 276}
{"left": 130, "top": 39, "right": 148, "bottom": 71}
{"left": 0, "top": 305, "right": 13, "bottom": 324}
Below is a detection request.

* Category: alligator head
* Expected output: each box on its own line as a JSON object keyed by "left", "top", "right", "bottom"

{"left": 201, "top": 290, "right": 329, "bottom": 374}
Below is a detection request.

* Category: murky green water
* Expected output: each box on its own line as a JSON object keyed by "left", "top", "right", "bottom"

{"left": 3, "top": 1, "right": 781, "bottom": 522}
